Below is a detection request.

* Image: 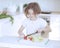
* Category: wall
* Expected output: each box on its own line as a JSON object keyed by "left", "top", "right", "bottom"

{"left": 0, "top": 0, "right": 60, "bottom": 12}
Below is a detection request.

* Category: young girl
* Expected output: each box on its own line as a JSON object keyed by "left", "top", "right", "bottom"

{"left": 18, "top": 2, "right": 48, "bottom": 41}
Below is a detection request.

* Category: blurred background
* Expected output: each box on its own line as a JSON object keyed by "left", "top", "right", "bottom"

{"left": 0, "top": 0, "right": 60, "bottom": 41}
{"left": 0, "top": 0, "right": 60, "bottom": 12}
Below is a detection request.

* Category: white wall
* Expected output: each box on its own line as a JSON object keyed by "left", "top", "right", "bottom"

{"left": 20, "top": 0, "right": 60, "bottom": 12}
{"left": 0, "top": 0, "right": 60, "bottom": 12}
{"left": 37, "top": 0, "right": 60, "bottom": 11}
{"left": 0, "top": 0, "right": 60, "bottom": 11}
{"left": 49, "top": 14, "right": 60, "bottom": 40}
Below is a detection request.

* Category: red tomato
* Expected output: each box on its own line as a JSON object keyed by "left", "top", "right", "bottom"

{"left": 24, "top": 36, "right": 27, "bottom": 40}
{"left": 28, "top": 37, "right": 33, "bottom": 41}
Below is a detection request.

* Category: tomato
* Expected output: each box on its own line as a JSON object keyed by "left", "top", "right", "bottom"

{"left": 24, "top": 36, "right": 27, "bottom": 40}
{"left": 28, "top": 37, "right": 33, "bottom": 41}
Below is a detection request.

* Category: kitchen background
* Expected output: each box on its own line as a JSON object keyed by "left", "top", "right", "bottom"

{"left": 0, "top": 0, "right": 60, "bottom": 41}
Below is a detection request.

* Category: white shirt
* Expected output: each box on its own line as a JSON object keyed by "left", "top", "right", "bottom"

{"left": 22, "top": 17, "right": 47, "bottom": 35}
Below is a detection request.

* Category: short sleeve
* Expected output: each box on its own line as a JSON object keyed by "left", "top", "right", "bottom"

{"left": 22, "top": 19, "right": 27, "bottom": 27}
{"left": 39, "top": 18, "right": 48, "bottom": 29}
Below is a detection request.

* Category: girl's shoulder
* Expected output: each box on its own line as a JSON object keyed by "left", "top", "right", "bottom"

{"left": 37, "top": 17, "right": 45, "bottom": 22}
{"left": 37, "top": 17, "right": 48, "bottom": 25}
{"left": 37, "top": 14, "right": 47, "bottom": 22}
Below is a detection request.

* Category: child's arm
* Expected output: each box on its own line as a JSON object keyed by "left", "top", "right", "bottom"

{"left": 37, "top": 25, "right": 51, "bottom": 38}
{"left": 18, "top": 25, "right": 25, "bottom": 38}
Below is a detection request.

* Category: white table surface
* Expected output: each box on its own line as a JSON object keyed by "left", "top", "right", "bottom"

{"left": 0, "top": 36, "right": 60, "bottom": 48}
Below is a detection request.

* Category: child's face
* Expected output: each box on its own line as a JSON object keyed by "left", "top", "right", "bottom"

{"left": 27, "top": 9, "right": 36, "bottom": 18}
